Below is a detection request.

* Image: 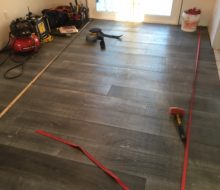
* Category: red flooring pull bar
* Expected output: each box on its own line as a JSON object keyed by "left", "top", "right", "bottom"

{"left": 36, "top": 130, "right": 130, "bottom": 190}
{"left": 181, "top": 31, "right": 201, "bottom": 190}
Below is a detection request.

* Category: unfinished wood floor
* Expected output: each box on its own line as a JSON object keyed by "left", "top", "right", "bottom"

{"left": 0, "top": 20, "right": 220, "bottom": 190}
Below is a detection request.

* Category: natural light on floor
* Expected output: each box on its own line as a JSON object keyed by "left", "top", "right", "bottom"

{"left": 96, "top": 0, "right": 173, "bottom": 22}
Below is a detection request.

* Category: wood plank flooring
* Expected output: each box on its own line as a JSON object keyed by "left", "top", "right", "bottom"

{"left": 0, "top": 20, "right": 220, "bottom": 190}
{"left": 0, "top": 35, "right": 74, "bottom": 108}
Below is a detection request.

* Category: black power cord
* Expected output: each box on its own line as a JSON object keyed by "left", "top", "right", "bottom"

{"left": 3, "top": 53, "right": 32, "bottom": 79}
{"left": 0, "top": 33, "right": 33, "bottom": 80}
{"left": 86, "top": 28, "right": 122, "bottom": 50}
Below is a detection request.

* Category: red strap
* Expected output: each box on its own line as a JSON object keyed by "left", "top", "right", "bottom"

{"left": 36, "top": 130, "right": 130, "bottom": 190}
{"left": 181, "top": 31, "right": 201, "bottom": 190}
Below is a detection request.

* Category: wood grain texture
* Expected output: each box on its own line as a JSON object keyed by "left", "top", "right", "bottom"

{"left": 0, "top": 35, "right": 75, "bottom": 112}
{"left": 0, "top": 144, "right": 146, "bottom": 190}
{"left": 0, "top": 19, "right": 219, "bottom": 190}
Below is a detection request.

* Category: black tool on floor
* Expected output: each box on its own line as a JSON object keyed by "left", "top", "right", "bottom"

{"left": 169, "top": 107, "right": 186, "bottom": 144}
{"left": 89, "top": 28, "right": 122, "bottom": 39}
{"left": 86, "top": 28, "right": 122, "bottom": 50}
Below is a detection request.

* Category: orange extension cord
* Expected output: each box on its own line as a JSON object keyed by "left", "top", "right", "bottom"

{"left": 36, "top": 130, "right": 130, "bottom": 190}
{"left": 181, "top": 31, "right": 201, "bottom": 190}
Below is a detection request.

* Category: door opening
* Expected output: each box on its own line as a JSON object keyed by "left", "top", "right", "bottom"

{"left": 90, "top": 0, "right": 182, "bottom": 24}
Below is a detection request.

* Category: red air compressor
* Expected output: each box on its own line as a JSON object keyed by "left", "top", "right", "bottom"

{"left": 10, "top": 34, "right": 40, "bottom": 53}
{"left": 9, "top": 18, "right": 41, "bottom": 53}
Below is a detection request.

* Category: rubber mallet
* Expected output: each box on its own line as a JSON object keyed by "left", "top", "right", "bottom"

{"left": 169, "top": 107, "right": 186, "bottom": 144}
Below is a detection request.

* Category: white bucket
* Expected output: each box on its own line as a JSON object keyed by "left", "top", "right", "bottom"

{"left": 181, "top": 11, "right": 201, "bottom": 32}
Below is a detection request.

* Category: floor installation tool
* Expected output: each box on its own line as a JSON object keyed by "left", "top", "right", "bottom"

{"left": 169, "top": 107, "right": 186, "bottom": 144}
{"left": 86, "top": 28, "right": 122, "bottom": 50}
{"left": 26, "top": 8, "right": 53, "bottom": 43}
{"left": 42, "top": 1, "right": 89, "bottom": 32}
{"left": 72, "top": 0, "right": 89, "bottom": 28}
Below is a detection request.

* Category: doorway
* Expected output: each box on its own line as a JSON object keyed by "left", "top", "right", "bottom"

{"left": 89, "top": 0, "right": 182, "bottom": 24}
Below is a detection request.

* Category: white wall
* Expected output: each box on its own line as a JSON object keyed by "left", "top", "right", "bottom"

{"left": 209, "top": 0, "right": 220, "bottom": 49}
{"left": 213, "top": 24, "right": 220, "bottom": 49}
{"left": 181, "top": 0, "right": 216, "bottom": 26}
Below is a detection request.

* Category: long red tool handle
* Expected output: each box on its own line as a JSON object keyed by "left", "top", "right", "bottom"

{"left": 36, "top": 130, "right": 130, "bottom": 190}
{"left": 181, "top": 31, "right": 201, "bottom": 190}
